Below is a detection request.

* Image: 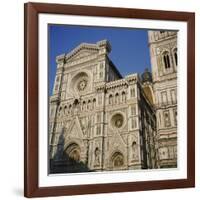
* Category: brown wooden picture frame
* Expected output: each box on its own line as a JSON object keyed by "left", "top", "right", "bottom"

{"left": 24, "top": 2, "right": 195, "bottom": 198}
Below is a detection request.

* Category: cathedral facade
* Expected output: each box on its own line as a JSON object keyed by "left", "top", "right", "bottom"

{"left": 49, "top": 31, "right": 177, "bottom": 173}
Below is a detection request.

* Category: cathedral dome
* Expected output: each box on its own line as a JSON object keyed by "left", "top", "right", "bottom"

{"left": 141, "top": 68, "right": 152, "bottom": 83}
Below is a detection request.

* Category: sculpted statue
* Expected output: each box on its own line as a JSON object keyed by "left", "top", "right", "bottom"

{"left": 94, "top": 148, "right": 100, "bottom": 166}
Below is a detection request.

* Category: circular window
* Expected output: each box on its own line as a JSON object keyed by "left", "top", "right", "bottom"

{"left": 111, "top": 113, "right": 124, "bottom": 129}
{"left": 71, "top": 72, "right": 90, "bottom": 93}
{"left": 77, "top": 78, "right": 88, "bottom": 91}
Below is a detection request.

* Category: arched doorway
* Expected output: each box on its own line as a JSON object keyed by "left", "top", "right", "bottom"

{"left": 111, "top": 152, "right": 124, "bottom": 169}
{"left": 65, "top": 143, "right": 81, "bottom": 162}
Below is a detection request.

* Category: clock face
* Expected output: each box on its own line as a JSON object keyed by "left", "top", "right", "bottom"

{"left": 77, "top": 79, "right": 87, "bottom": 91}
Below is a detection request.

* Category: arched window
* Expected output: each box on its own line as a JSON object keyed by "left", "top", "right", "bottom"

{"left": 173, "top": 48, "right": 178, "bottom": 66}
{"left": 64, "top": 105, "right": 67, "bottom": 114}
{"left": 87, "top": 100, "right": 91, "bottom": 110}
{"left": 92, "top": 98, "right": 96, "bottom": 108}
{"left": 74, "top": 99, "right": 79, "bottom": 106}
{"left": 109, "top": 94, "right": 113, "bottom": 104}
{"left": 132, "top": 141, "right": 137, "bottom": 150}
{"left": 58, "top": 106, "right": 62, "bottom": 116}
{"left": 122, "top": 91, "right": 126, "bottom": 102}
{"left": 69, "top": 104, "right": 72, "bottom": 114}
{"left": 115, "top": 93, "right": 119, "bottom": 104}
{"left": 163, "top": 52, "right": 171, "bottom": 69}
{"left": 82, "top": 101, "right": 86, "bottom": 111}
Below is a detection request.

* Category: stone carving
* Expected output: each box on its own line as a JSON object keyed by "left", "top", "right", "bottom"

{"left": 77, "top": 79, "right": 87, "bottom": 91}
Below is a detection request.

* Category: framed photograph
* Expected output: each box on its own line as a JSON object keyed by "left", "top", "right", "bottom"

{"left": 24, "top": 2, "right": 195, "bottom": 197}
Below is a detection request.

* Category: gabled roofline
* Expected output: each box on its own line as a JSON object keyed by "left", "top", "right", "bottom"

{"left": 56, "top": 40, "right": 111, "bottom": 63}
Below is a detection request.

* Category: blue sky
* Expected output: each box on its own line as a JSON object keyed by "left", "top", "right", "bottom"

{"left": 48, "top": 24, "right": 151, "bottom": 95}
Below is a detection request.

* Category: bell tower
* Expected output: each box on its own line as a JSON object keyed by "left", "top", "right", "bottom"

{"left": 148, "top": 30, "right": 178, "bottom": 168}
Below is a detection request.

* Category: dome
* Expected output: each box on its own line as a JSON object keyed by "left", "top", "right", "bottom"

{"left": 141, "top": 68, "right": 152, "bottom": 83}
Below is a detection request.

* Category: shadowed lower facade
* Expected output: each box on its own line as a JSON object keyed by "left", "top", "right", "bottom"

{"left": 49, "top": 31, "right": 177, "bottom": 173}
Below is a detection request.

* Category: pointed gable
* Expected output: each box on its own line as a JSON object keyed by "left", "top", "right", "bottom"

{"left": 63, "top": 40, "right": 111, "bottom": 63}
{"left": 110, "top": 131, "right": 127, "bottom": 150}
{"left": 65, "top": 116, "right": 84, "bottom": 139}
{"left": 65, "top": 43, "right": 99, "bottom": 63}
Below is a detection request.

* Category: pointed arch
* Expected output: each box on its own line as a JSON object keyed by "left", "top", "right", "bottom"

{"left": 64, "top": 105, "right": 67, "bottom": 114}
{"left": 82, "top": 101, "right": 86, "bottom": 111}
{"left": 68, "top": 104, "right": 72, "bottom": 114}
{"left": 111, "top": 152, "right": 124, "bottom": 168}
{"left": 109, "top": 94, "right": 113, "bottom": 104}
{"left": 122, "top": 91, "right": 126, "bottom": 102}
{"left": 64, "top": 143, "right": 81, "bottom": 162}
{"left": 115, "top": 93, "right": 119, "bottom": 104}
{"left": 163, "top": 51, "right": 171, "bottom": 69}
{"left": 92, "top": 98, "right": 96, "bottom": 108}
{"left": 87, "top": 99, "right": 91, "bottom": 109}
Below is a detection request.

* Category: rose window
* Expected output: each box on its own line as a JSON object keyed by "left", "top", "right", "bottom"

{"left": 111, "top": 113, "right": 124, "bottom": 129}
{"left": 77, "top": 79, "right": 87, "bottom": 91}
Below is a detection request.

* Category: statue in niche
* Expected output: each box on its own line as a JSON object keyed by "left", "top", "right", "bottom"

{"left": 81, "top": 118, "right": 87, "bottom": 135}
{"left": 94, "top": 147, "right": 100, "bottom": 166}
{"left": 132, "top": 141, "right": 138, "bottom": 160}
{"left": 164, "top": 111, "right": 171, "bottom": 127}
